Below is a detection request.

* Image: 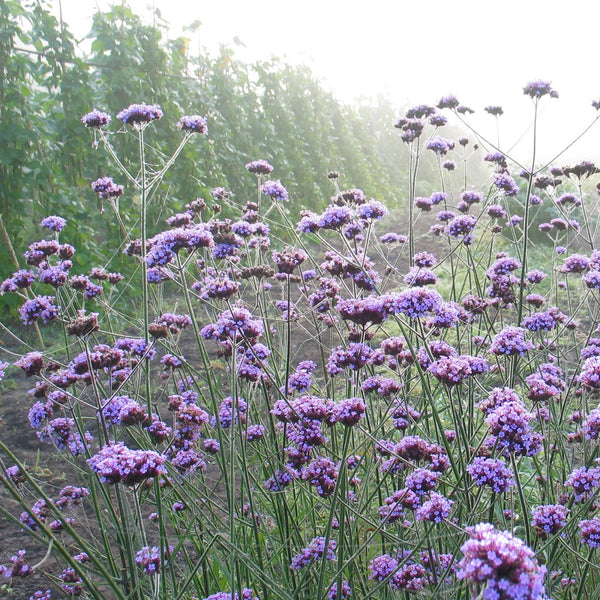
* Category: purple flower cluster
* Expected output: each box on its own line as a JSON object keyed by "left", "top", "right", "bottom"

{"left": 40, "top": 215, "right": 67, "bottom": 232}
{"left": 457, "top": 523, "right": 548, "bottom": 599}
{"left": 485, "top": 400, "right": 542, "bottom": 457}
{"left": 531, "top": 504, "right": 570, "bottom": 537}
{"left": 290, "top": 536, "right": 337, "bottom": 569}
{"left": 87, "top": 442, "right": 166, "bottom": 485}
{"left": 564, "top": 465, "right": 600, "bottom": 502}
{"left": 0, "top": 550, "right": 32, "bottom": 578}
{"left": 81, "top": 108, "right": 111, "bottom": 128}
{"left": 579, "top": 517, "right": 600, "bottom": 547}
{"left": 135, "top": 545, "right": 173, "bottom": 574}
{"left": 467, "top": 457, "right": 515, "bottom": 493}
{"left": 415, "top": 492, "right": 453, "bottom": 523}
{"left": 177, "top": 115, "right": 207, "bottom": 134}
{"left": 523, "top": 80, "right": 558, "bottom": 99}
{"left": 245, "top": 159, "right": 273, "bottom": 175}
{"left": 91, "top": 176, "right": 124, "bottom": 200}
{"left": 490, "top": 326, "right": 533, "bottom": 356}
{"left": 19, "top": 295, "right": 60, "bottom": 325}
{"left": 261, "top": 179, "right": 289, "bottom": 202}
{"left": 116, "top": 103, "right": 163, "bottom": 125}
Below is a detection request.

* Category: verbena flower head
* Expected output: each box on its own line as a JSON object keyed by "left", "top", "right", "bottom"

{"left": 116, "top": 103, "right": 163, "bottom": 125}
{"left": 579, "top": 356, "right": 600, "bottom": 390}
{"left": 415, "top": 492, "right": 453, "bottom": 523}
{"left": 531, "top": 504, "right": 570, "bottom": 537}
{"left": 490, "top": 326, "right": 533, "bottom": 357}
{"left": 19, "top": 295, "right": 60, "bottom": 325}
{"left": 87, "top": 441, "right": 166, "bottom": 485}
{"left": 40, "top": 215, "right": 67, "bottom": 232}
{"left": 261, "top": 179, "right": 289, "bottom": 201}
{"left": 457, "top": 523, "right": 548, "bottom": 599}
{"left": 81, "top": 109, "right": 111, "bottom": 128}
{"left": 91, "top": 177, "right": 124, "bottom": 200}
{"left": 523, "top": 80, "right": 558, "bottom": 99}
{"left": 177, "top": 115, "right": 207, "bottom": 134}
{"left": 579, "top": 517, "right": 600, "bottom": 548}
{"left": 245, "top": 159, "right": 273, "bottom": 175}
{"left": 290, "top": 536, "right": 337, "bottom": 569}
{"left": 467, "top": 457, "right": 515, "bottom": 493}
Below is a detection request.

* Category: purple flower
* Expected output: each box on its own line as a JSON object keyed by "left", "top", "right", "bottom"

{"left": 583, "top": 270, "right": 600, "bottom": 289}
{"left": 426, "top": 136, "right": 454, "bottom": 155}
{"left": 531, "top": 504, "right": 570, "bottom": 537}
{"left": 0, "top": 550, "right": 32, "bottom": 578}
{"left": 91, "top": 177, "right": 124, "bottom": 200}
{"left": 379, "top": 232, "right": 407, "bottom": 244}
{"left": 19, "top": 295, "right": 60, "bottom": 325}
{"left": 245, "top": 160, "right": 273, "bottom": 175}
{"left": 81, "top": 108, "right": 111, "bottom": 128}
{"left": 384, "top": 288, "right": 443, "bottom": 318}
{"left": 429, "top": 114, "right": 447, "bottom": 126}
{"left": 579, "top": 356, "right": 600, "bottom": 390}
{"left": 116, "top": 103, "right": 163, "bottom": 125}
{"left": 582, "top": 408, "right": 600, "bottom": 439}
{"left": 319, "top": 204, "right": 353, "bottom": 229}
{"left": 261, "top": 179, "right": 289, "bottom": 201}
{"left": 327, "top": 581, "right": 351, "bottom": 600}
{"left": 369, "top": 554, "right": 398, "bottom": 581}
{"left": 560, "top": 253, "right": 589, "bottom": 273}
{"left": 485, "top": 401, "right": 542, "bottom": 457}
{"left": 202, "top": 589, "right": 257, "bottom": 600}
{"left": 467, "top": 457, "right": 515, "bottom": 493}
{"left": 490, "top": 326, "right": 533, "bottom": 356}
{"left": 437, "top": 95, "right": 459, "bottom": 109}
{"left": 14, "top": 351, "right": 44, "bottom": 376}
{"left": 358, "top": 199, "right": 388, "bottom": 220}
{"left": 428, "top": 356, "right": 472, "bottom": 386}
{"left": 135, "top": 545, "right": 173, "bottom": 574}
{"left": 523, "top": 80, "right": 558, "bottom": 99}
{"left": 302, "top": 457, "right": 338, "bottom": 497}
{"left": 415, "top": 196, "right": 433, "bottom": 211}
{"left": 493, "top": 172, "right": 520, "bottom": 196}
{"left": 405, "top": 468, "right": 440, "bottom": 495}
{"left": 88, "top": 442, "right": 166, "bottom": 485}
{"left": 521, "top": 310, "right": 560, "bottom": 332}
{"left": 579, "top": 517, "right": 600, "bottom": 547}
{"left": 415, "top": 492, "right": 453, "bottom": 523}
{"left": 485, "top": 105, "right": 504, "bottom": 116}
{"left": 177, "top": 115, "right": 207, "bottom": 134}
{"left": 564, "top": 466, "right": 600, "bottom": 502}
{"left": 290, "top": 537, "right": 337, "bottom": 569}
{"left": 40, "top": 215, "right": 67, "bottom": 232}
{"left": 326, "top": 342, "right": 384, "bottom": 375}
{"left": 445, "top": 214, "right": 477, "bottom": 239}
{"left": 390, "top": 561, "right": 429, "bottom": 591}
{"left": 334, "top": 397, "right": 365, "bottom": 426}
{"left": 457, "top": 523, "right": 548, "bottom": 599}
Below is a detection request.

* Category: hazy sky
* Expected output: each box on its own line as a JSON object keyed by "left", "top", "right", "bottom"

{"left": 55, "top": 0, "right": 600, "bottom": 164}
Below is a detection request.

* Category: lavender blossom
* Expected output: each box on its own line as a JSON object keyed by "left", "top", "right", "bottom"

{"left": 457, "top": 523, "right": 548, "bottom": 599}
{"left": 81, "top": 108, "right": 111, "bottom": 128}
{"left": 261, "top": 179, "right": 289, "bottom": 202}
{"left": 490, "top": 326, "right": 533, "bottom": 356}
{"left": 177, "top": 115, "right": 207, "bottom": 134}
{"left": 290, "top": 537, "right": 337, "bottom": 570}
{"left": 116, "top": 103, "right": 163, "bottom": 125}
{"left": 531, "top": 504, "right": 570, "bottom": 537}
{"left": 467, "top": 457, "right": 515, "bottom": 493}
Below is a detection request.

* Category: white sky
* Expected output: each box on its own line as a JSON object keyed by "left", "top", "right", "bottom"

{"left": 53, "top": 0, "right": 600, "bottom": 164}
